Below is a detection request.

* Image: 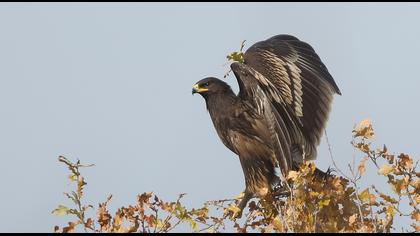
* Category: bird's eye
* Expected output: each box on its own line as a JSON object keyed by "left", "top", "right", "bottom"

{"left": 203, "top": 82, "right": 209, "bottom": 87}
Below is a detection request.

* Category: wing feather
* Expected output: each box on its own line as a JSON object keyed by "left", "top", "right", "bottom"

{"left": 242, "top": 35, "right": 341, "bottom": 157}
{"left": 231, "top": 62, "right": 293, "bottom": 175}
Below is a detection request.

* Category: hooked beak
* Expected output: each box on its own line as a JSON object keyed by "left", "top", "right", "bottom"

{"left": 192, "top": 84, "right": 199, "bottom": 95}
{"left": 192, "top": 83, "right": 208, "bottom": 95}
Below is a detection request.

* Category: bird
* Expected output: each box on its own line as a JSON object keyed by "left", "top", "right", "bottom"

{"left": 192, "top": 34, "right": 341, "bottom": 214}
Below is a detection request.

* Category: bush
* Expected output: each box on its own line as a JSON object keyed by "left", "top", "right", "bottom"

{"left": 52, "top": 119, "right": 419, "bottom": 233}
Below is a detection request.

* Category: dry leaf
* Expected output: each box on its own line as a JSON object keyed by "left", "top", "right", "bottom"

{"left": 287, "top": 170, "right": 299, "bottom": 180}
{"left": 349, "top": 214, "right": 357, "bottom": 225}
{"left": 412, "top": 211, "right": 420, "bottom": 222}
{"left": 353, "top": 119, "right": 374, "bottom": 139}
{"left": 358, "top": 157, "right": 369, "bottom": 176}
{"left": 378, "top": 164, "right": 394, "bottom": 176}
{"left": 359, "top": 188, "right": 370, "bottom": 203}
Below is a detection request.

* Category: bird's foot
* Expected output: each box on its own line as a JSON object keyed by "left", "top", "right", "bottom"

{"left": 228, "top": 191, "right": 252, "bottom": 219}
{"left": 273, "top": 190, "right": 290, "bottom": 198}
{"left": 223, "top": 202, "right": 244, "bottom": 220}
{"left": 314, "top": 166, "right": 349, "bottom": 184}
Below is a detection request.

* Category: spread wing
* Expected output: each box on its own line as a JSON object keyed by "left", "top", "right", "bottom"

{"left": 242, "top": 34, "right": 341, "bottom": 152}
{"left": 230, "top": 62, "right": 295, "bottom": 175}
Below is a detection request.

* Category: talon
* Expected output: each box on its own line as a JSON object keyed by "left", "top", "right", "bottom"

{"left": 273, "top": 186, "right": 290, "bottom": 198}
{"left": 236, "top": 191, "right": 252, "bottom": 218}
{"left": 234, "top": 209, "right": 243, "bottom": 219}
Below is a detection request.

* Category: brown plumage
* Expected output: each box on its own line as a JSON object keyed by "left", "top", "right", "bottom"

{"left": 192, "top": 34, "right": 341, "bottom": 213}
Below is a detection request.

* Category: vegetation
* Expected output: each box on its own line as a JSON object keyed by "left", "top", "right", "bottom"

{"left": 51, "top": 41, "right": 419, "bottom": 233}
{"left": 52, "top": 119, "right": 420, "bottom": 233}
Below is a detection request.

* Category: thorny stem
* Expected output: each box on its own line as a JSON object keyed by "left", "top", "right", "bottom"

{"left": 275, "top": 201, "right": 292, "bottom": 232}
{"left": 166, "top": 219, "right": 183, "bottom": 232}
{"left": 348, "top": 163, "right": 366, "bottom": 228}
{"left": 368, "top": 196, "right": 377, "bottom": 232}
{"left": 403, "top": 173, "right": 419, "bottom": 211}
{"left": 153, "top": 210, "right": 158, "bottom": 233}
{"left": 324, "top": 130, "right": 350, "bottom": 180}
{"left": 243, "top": 205, "right": 255, "bottom": 229}
{"left": 365, "top": 146, "right": 419, "bottom": 213}
{"left": 197, "top": 220, "right": 222, "bottom": 233}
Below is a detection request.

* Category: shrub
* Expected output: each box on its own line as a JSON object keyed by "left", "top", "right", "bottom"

{"left": 52, "top": 119, "right": 419, "bottom": 233}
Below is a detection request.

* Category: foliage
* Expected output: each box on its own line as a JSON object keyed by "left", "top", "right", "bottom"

{"left": 53, "top": 120, "right": 419, "bottom": 233}
{"left": 224, "top": 40, "right": 246, "bottom": 78}
{"left": 52, "top": 156, "right": 95, "bottom": 233}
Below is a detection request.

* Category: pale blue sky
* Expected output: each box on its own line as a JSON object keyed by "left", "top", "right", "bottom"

{"left": 0, "top": 3, "right": 419, "bottom": 232}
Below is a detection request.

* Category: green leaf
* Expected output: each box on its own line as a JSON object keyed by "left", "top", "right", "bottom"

{"left": 226, "top": 40, "right": 246, "bottom": 64}
{"left": 68, "top": 174, "right": 78, "bottom": 182}
{"left": 52, "top": 205, "right": 69, "bottom": 216}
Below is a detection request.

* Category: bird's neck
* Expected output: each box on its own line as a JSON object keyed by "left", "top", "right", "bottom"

{"left": 205, "top": 91, "right": 237, "bottom": 119}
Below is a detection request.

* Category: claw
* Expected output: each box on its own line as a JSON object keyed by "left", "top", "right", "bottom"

{"left": 233, "top": 209, "right": 243, "bottom": 219}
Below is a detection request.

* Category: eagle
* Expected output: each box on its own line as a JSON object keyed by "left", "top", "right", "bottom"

{"left": 192, "top": 34, "right": 341, "bottom": 213}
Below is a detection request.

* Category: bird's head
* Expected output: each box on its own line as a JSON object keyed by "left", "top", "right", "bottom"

{"left": 192, "top": 77, "right": 231, "bottom": 98}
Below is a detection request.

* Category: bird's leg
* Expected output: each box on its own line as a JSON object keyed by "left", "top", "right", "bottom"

{"left": 313, "top": 166, "right": 332, "bottom": 179}
{"left": 272, "top": 184, "right": 290, "bottom": 198}
{"left": 236, "top": 190, "right": 252, "bottom": 218}
{"left": 314, "top": 166, "right": 349, "bottom": 184}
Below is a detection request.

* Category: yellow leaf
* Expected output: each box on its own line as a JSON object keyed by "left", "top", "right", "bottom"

{"left": 390, "top": 179, "right": 406, "bottom": 195}
{"left": 224, "top": 204, "right": 242, "bottom": 219}
{"left": 369, "top": 193, "right": 378, "bottom": 205}
{"left": 287, "top": 171, "right": 299, "bottom": 181}
{"left": 272, "top": 217, "right": 283, "bottom": 232}
{"left": 85, "top": 218, "right": 93, "bottom": 229}
{"left": 68, "top": 174, "right": 78, "bottom": 182}
{"left": 378, "top": 192, "right": 398, "bottom": 204}
{"left": 263, "top": 224, "right": 273, "bottom": 233}
{"left": 414, "top": 195, "right": 420, "bottom": 206}
{"left": 378, "top": 164, "right": 394, "bottom": 175}
{"left": 349, "top": 214, "right": 357, "bottom": 225}
{"left": 358, "top": 157, "right": 369, "bottom": 176}
{"left": 318, "top": 199, "right": 330, "bottom": 208}
{"left": 359, "top": 188, "right": 370, "bottom": 203}
{"left": 234, "top": 192, "right": 245, "bottom": 200}
{"left": 399, "top": 154, "right": 413, "bottom": 169}
{"left": 227, "top": 204, "right": 241, "bottom": 214}
{"left": 353, "top": 119, "right": 374, "bottom": 139}
{"left": 62, "top": 221, "right": 79, "bottom": 233}
{"left": 188, "top": 219, "right": 197, "bottom": 231}
{"left": 357, "top": 119, "right": 371, "bottom": 129}
{"left": 309, "top": 191, "right": 320, "bottom": 198}
{"left": 113, "top": 211, "right": 123, "bottom": 228}
{"left": 411, "top": 211, "right": 420, "bottom": 222}
{"left": 413, "top": 224, "right": 420, "bottom": 232}
{"left": 386, "top": 205, "right": 395, "bottom": 217}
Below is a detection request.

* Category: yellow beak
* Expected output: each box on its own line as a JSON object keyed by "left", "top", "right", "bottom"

{"left": 192, "top": 84, "right": 209, "bottom": 94}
